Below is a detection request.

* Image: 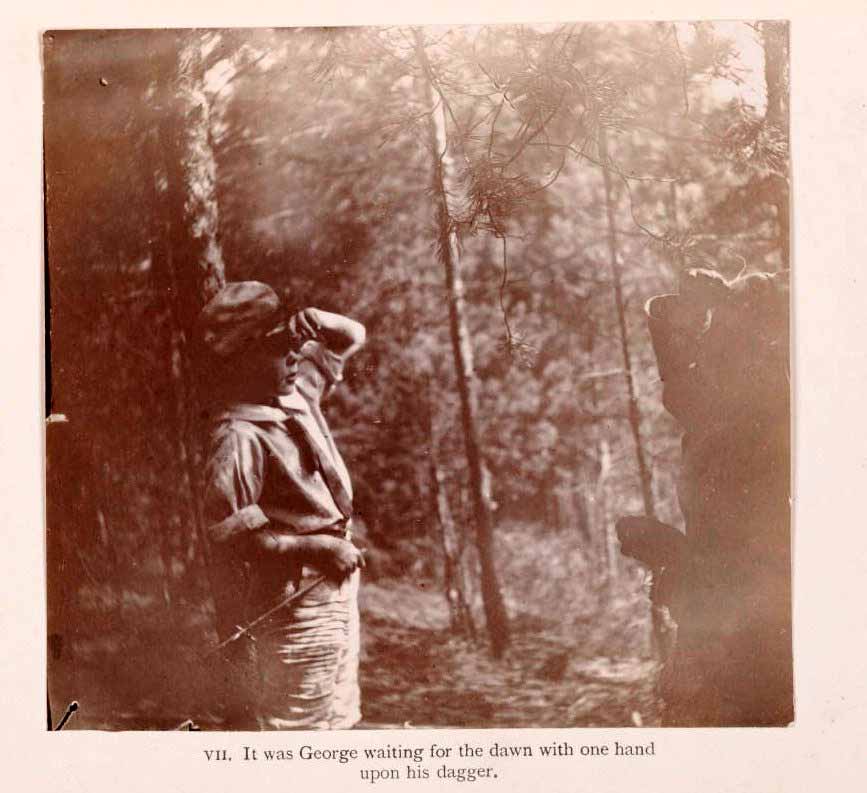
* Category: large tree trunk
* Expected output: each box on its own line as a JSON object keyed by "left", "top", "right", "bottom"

{"left": 414, "top": 31, "right": 510, "bottom": 656}
{"left": 599, "top": 128, "right": 657, "bottom": 522}
{"left": 150, "top": 31, "right": 227, "bottom": 588}
{"left": 157, "top": 32, "right": 227, "bottom": 317}
{"left": 761, "top": 21, "right": 790, "bottom": 269}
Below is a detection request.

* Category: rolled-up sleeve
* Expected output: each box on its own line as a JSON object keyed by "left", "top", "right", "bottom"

{"left": 301, "top": 340, "right": 346, "bottom": 387}
{"left": 203, "top": 423, "right": 269, "bottom": 543}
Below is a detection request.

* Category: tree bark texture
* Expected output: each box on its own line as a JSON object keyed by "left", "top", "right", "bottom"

{"left": 429, "top": 410, "right": 477, "bottom": 639}
{"left": 150, "top": 32, "right": 228, "bottom": 576}
{"left": 155, "top": 32, "right": 227, "bottom": 327}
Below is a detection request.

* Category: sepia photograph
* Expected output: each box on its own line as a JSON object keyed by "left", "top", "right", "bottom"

{"left": 43, "top": 21, "right": 791, "bottom": 731}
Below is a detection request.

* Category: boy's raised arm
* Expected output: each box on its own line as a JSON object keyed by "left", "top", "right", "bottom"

{"left": 289, "top": 308, "right": 366, "bottom": 360}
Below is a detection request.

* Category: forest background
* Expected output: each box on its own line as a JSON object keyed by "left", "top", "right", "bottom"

{"left": 43, "top": 21, "right": 789, "bottom": 729}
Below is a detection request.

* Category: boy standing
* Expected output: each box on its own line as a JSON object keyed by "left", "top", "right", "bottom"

{"left": 198, "top": 281, "right": 366, "bottom": 729}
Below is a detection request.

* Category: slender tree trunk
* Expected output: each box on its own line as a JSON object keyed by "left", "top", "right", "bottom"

{"left": 573, "top": 455, "right": 596, "bottom": 545}
{"left": 599, "top": 128, "right": 657, "bottom": 521}
{"left": 762, "top": 22, "right": 789, "bottom": 138}
{"left": 427, "top": 382, "right": 477, "bottom": 639}
{"left": 761, "top": 21, "right": 790, "bottom": 269}
{"left": 596, "top": 440, "right": 617, "bottom": 583}
{"left": 414, "top": 30, "right": 510, "bottom": 656}
{"left": 549, "top": 465, "right": 577, "bottom": 532}
{"left": 667, "top": 178, "right": 686, "bottom": 272}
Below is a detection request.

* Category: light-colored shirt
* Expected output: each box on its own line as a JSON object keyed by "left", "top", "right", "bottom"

{"left": 203, "top": 343, "right": 352, "bottom": 543}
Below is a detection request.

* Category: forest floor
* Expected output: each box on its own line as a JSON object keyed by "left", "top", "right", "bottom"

{"left": 358, "top": 579, "right": 661, "bottom": 729}
{"left": 49, "top": 563, "right": 662, "bottom": 731}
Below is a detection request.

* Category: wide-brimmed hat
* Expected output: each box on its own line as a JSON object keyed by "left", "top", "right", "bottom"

{"left": 198, "top": 281, "right": 289, "bottom": 357}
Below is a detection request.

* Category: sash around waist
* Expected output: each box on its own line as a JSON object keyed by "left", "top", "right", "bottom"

{"left": 262, "top": 507, "right": 352, "bottom": 540}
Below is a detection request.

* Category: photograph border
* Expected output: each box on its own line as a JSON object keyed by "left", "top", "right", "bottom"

{"left": 2, "top": 1, "right": 866, "bottom": 791}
